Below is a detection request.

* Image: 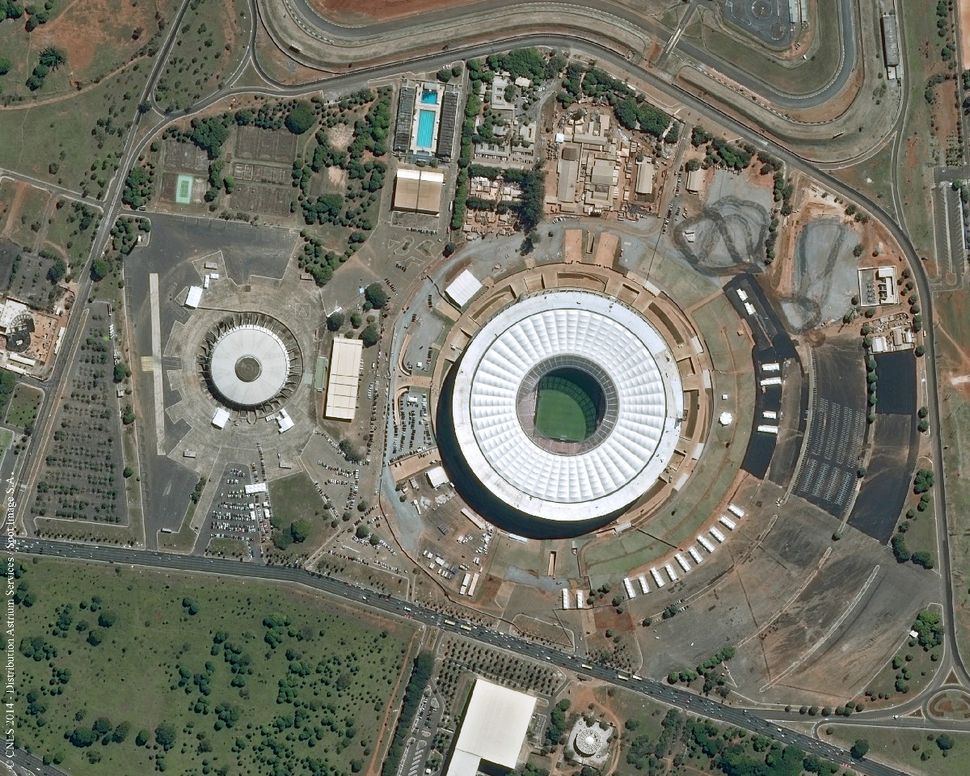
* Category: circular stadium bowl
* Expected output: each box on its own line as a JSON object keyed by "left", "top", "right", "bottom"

{"left": 447, "top": 290, "right": 683, "bottom": 529}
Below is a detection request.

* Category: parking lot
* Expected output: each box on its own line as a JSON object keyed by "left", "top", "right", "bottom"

{"left": 202, "top": 463, "right": 268, "bottom": 559}
{"left": 792, "top": 340, "right": 867, "bottom": 518}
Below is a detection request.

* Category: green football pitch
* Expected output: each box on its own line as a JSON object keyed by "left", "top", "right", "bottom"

{"left": 533, "top": 371, "right": 600, "bottom": 442}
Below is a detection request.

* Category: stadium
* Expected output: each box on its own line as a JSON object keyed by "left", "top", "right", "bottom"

{"left": 438, "top": 289, "right": 684, "bottom": 536}
{"left": 198, "top": 313, "right": 304, "bottom": 412}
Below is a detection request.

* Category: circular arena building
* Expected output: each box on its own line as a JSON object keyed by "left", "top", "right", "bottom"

{"left": 446, "top": 290, "right": 683, "bottom": 530}
{"left": 199, "top": 314, "right": 303, "bottom": 411}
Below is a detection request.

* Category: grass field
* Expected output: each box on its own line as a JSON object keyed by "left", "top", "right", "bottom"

{"left": 688, "top": 0, "right": 844, "bottom": 95}
{"left": 821, "top": 724, "right": 968, "bottom": 775}
{"left": 534, "top": 370, "right": 599, "bottom": 442}
{"left": 44, "top": 199, "right": 101, "bottom": 271}
{"left": 0, "top": 63, "right": 147, "bottom": 198}
{"left": 14, "top": 555, "right": 413, "bottom": 775}
{"left": 9, "top": 185, "right": 50, "bottom": 250}
{"left": 265, "top": 471, "right": 335, "bottom": 562}
{"left": 5, "top": 382, "right": 41, "bottom": 430}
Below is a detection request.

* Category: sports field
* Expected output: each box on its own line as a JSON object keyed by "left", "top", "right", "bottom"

{"left": 534, "top": 369, "right": 600, "bottom": 442}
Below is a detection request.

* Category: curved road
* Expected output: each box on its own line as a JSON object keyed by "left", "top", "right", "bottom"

{"left": 279, "top": 0, "right": 859, "bottom": 109}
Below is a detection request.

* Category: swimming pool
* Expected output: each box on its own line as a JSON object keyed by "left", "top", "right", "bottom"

{"left": 420, "top": 89, "right": 439, "bottom": 105}
{"left": 416, "top": 109, "right": 436, "bottom": 149}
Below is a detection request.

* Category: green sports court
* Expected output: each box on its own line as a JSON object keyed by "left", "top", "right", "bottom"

{"left": 175, "top": 174, "right": 194, "bottom": 204}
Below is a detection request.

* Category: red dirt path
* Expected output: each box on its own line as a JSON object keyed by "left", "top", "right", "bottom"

{"left": 308, "top": 0, "right": 478, "bottom": 23}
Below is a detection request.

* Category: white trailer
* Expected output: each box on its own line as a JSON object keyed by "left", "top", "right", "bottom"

{"left": 728, "top": 503, "right": 746, "bottom": 518}
{"left": 710, "top": 526, "right": 726, "bottom": 543}
{"left": 623, "top": 577, "right": 637, "bottom": 599}
{"left": 757, "top": 424, "right": 779, "bottom": 434}
{"left": 576, "top": 590, "right": 585, "bottom": 609}
{"left": 664, "top": 563, "right": 679, "bottom": 582}
{"left": 562, "top": 589, "right": 570, "bottom": 609}
{"left": 688, "top": 546, "right": 703, "bottom": 564}
{"left": 637, "top": 575, "right": 649, "bottom": 594}
{"left": 697, "top": 534, "right": 716, "bottom": 553}
{"left": 675, "top": 553, "right": 691, "bottom": 573}
{"left": 650, "top": 567, "right": 665, "bottom": 588}
{"left": 719, "top": 515, "right": 737, "bottom": 530}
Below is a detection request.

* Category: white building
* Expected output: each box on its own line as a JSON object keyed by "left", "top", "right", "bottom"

{"left": 445, "top": 678, "right": 537, "bottom": 776}
{"left": 325, "top": 337, "right": 363, "bottom": 421}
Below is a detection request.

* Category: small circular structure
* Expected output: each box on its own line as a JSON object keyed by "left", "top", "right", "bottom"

{"left": 449, "top": 290, "right": 683, "bottom": 525}
{"left": 199, "top": 314, "right": 303, "bottom": 411}
{"left": 575, "top": 730, "right": 603, "bottom": 757}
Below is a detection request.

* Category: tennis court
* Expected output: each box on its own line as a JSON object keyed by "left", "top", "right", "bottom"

{"left": 175, "top": 174, "right": 194, "bottom": 204}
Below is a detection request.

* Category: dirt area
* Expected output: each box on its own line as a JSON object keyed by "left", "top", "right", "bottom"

{"left": 19, "top": 0, "right": 175, "bottom": 88}
{"left": 328, "top": 124, "right": 354, "bottom": 150}
{"left": 308, "top": 0, "right": 478, "bottom": 23}
{"left": 961, "top": 0, "right": 970, "bottom": 67}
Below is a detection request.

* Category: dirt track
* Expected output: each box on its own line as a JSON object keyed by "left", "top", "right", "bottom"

{"left": 309, "top": 0, "right": 477, "bottom": 23}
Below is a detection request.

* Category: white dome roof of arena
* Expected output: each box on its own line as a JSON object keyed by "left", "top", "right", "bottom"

{"left": 209, "top": 324, "right": 290, "bottom": 407}
{"left": 451, "top": 290, "right": 684, "bottom": 523}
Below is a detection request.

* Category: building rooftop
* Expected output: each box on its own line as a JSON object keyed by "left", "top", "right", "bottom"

{"left": 451, "top": 290, "right": 683, "bottom": 522}
{"left": 444, "top": 679, "right": 537, "bottom": 776}
{"left": 325, "top": 337, "right": 363, "bottom": 420}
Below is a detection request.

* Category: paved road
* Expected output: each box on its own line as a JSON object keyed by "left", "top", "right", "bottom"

{"left": 281, "top": 0, "right": 858, "bottom": 109}
{"left": 11, "top": 0, "right": 197, "bottom": 537}
{"left": 15, "top": 538, "right": 906, "bottom": 776}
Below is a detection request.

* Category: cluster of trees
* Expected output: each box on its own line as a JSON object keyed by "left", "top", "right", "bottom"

{"left": 68, "top": 717, "right": 130, "bottom": 749}
{"left": 381, "top": 651, "right": 433, "bottom": 776}
{"left": 284, "top": 101, "right": 316, "bottom": 135}
{"left": 26, "top": 46, "right": 64, "bottom": 91}
{"left": 122, "top": 165, "right": 153, "bottom": 209}
{"left": 626, "top": 709, "right": 842, "bottom": 775}
{"left": 544, "top": 698, "right": 570, "bottom": 746}
{"left": 888, "top": 466, "right": 938, "bottom": 569}
{"left": 1, "top": 0, "right": 53, "bottom": 31}
{"left": 891, "top": 533, "right": 934, "bottom": 568}
{"left": 271, "top": 516, "right": 311, "bottom": 550}
{"left": 667, "top": 646, "right": 736, "bottom": 697}
{"left": 913, "top": 608, "right": 944, "bottom": 650}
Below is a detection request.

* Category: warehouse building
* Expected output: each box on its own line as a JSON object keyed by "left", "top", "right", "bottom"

{"left": 324, "top": 336, "right": 363, "bottom": 421}
{"left": 445, "top": 679, "right": 537, "bottom": 776}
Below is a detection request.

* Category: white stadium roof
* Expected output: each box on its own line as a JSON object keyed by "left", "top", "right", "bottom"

{"left": 451, "top": 290, "right": 683, "bottom": 523}
{"left": 445, "top": 679, "right": 536, "bottom": 776}
{"left": 209, "top": 325, "right": 289, "bottom": 407}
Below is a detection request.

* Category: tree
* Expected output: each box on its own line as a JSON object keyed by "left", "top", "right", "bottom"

{"left": 90, "top": 258, "right": 109, "bottom": 281}
{"left": 355, "top": 524, "right": 370, "bottom": 539}
{"left": 0, "top": 57, "right": 10, "bottom": 76}
{"left": 326, "top": 310, "right": 345, "bottom": 331}
{"left": 47, "top": 259, "right": 66, "bottom": 284}
{"left": 937, "top": 733, "right": 954, "bottom": 751}
{"left": 364, "top": 282, "right": 389, "bottom": 309}
{"left": 285, "top": 101, "right": 316, "bottom": 134}
{"left": 154, "top": 723, "right": 176, "bottom": 751}
{"left": 850, "top": 739, "right": 870, "bottom": 760}
{"left": 360, "top": 323, "right": 380, "bottom": 347}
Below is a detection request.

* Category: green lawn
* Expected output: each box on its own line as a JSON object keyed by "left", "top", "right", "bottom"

{"left": 44, "top": 199, "right": 101, "bottom": 272}
{"left": 5, "top": 382, "right": 41, "bottom": 430}
{"left": 0, "top": 63, "right": 149, "bottom": 198}
{"left": 14, "top": 555, "right": 412, "bottom": 775}
{"left": 534, "top": 371, "right": 599, "bottom": 442}
{"left": 265, "top": 471, "right": 334, "bottom": 562}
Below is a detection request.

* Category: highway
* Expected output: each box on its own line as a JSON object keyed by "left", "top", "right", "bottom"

{"left": 15, "top": 538, "right": 907, "bottom": 776}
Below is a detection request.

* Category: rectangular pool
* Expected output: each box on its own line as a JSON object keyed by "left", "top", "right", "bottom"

{"left": 420, "top": 89, "right": 439, "bottom": 105}
{"left": 416, "top": 109, "right": 436, "bottom": 149}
